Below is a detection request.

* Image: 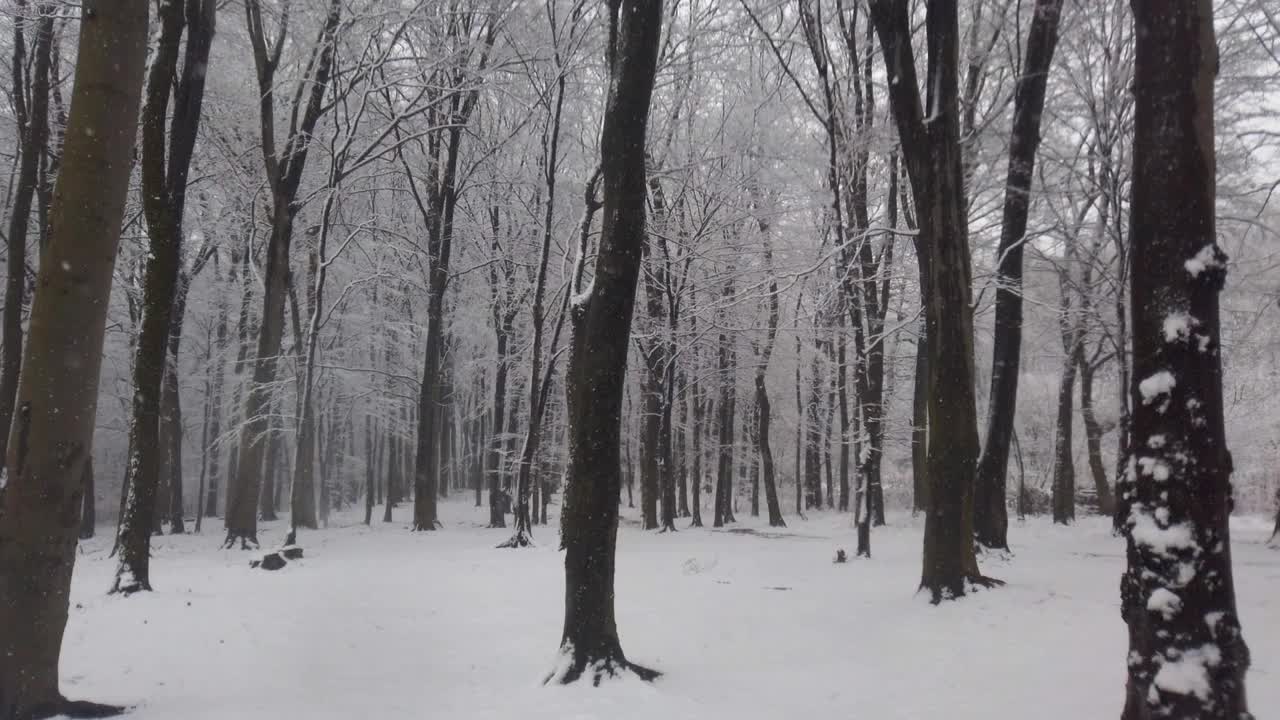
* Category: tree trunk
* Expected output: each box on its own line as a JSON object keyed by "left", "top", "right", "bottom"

{"left": 713, "top": 317, "right": 736, "bottom": 527}
{"left": 871, "top": 0, "right": 996, "bottom": 600}
{"left": 204, "top": 270, "right": 229, "bottom": 519}
{"left": 689, "top": 377, "right": 704, "bottom": 527}
{"left": 78, "top": 462, "right": 95, "bottom": 541}
{"left": 676, "top": 374, "right": 690, "bottom": 518}
{"left": 804, "top": 353, "right": 824, "bottom": 510}
{"left": 258, "top": 391, "right": 281, "bottom": 523}
{"left": 226, "top": 0, "right": 341, "bottom": 548}
{"left": 112, "top": 0, "right": 214, "bottom": 588}
{"left": 551, "top": 0, "right": 661, "bottom": 684}
{"left": 1050, "top": 349, "right": 1077, "bottom": 525}
{"left": 795, "top": 334, "right": 804, "bottom": 518}
{"left": 1121, "top": 3, "right": 1251, "bottom": 716}
{"left": 363, "top": 415, "right": 375, "bottom": 526}
{"left": 1077, "top": 348, "right": 1115, "bottom": 517}
{"left": 639, "top": 364, "right": 661, "bottom": 529}
{"left": 911, "top": 329, "right": 928, "bottom": 515}
{"left": 973, "top": 0, "right": 1065, "bottom": 551}
{"left": 0, "top": 4, "right": 52, "bottom": 482}
{"left": 0, "top": 0, "right": 146, "bottom": 711}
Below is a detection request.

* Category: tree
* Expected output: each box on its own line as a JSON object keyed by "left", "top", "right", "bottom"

{"left": 752, "top": 194, "right": 786, "bottom": 528}
{"left": 0, "top": 2, "right": 53, "bottom": 492}
{"left": 500, "top": 1, "right": 593, "bottom": 544}
{"left": 1119, "top": 2, "right": 1251, "bottom": 717}
{"left": 869, "top": 0, "right": 997, "bottom": 601}
{"left": 224, "top": 0, "right": 343, "bottom": 548}
{"left": 112, "top": 0, "right": 217, "bottom": 594}
{"left": 972, "top": 0, "right": 1065, "bottom": 550}
{"left": 407, "top": 2, "right": 500, "bottom": 532}
{"left": 0, "top": 0, "right": 149, "bottom": 713}
{"left": 548, "top": 0, "right": 661, "bottom": 685}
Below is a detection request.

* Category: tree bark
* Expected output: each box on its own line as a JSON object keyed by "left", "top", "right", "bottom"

{"left": 1077, "top": 347, "right": 1115, "bottom": 517}
{"left": 112, "top": 0, "right": 214, "bottom": 589}
{"left": 870, "top": 0, "right": 996, "bottom": 600}
{"left": 1050, "top": 347, "right": 1077, "bottom": 525}
{"left": 1120, "top": 3, "right": 1251, "bottom": 717}
{"left": 974, "top": 0, "right": 1065, "bottom": 550}
{"left": 713, "top": 308, "right": 737, "bottom": 527}
{"left": 0, "top": 0, "right": 147, "bottom": 712}
{"left": 0, "top": 3, "right": 52, "bottom": 483}
{"left": 226, "top": 0, "right": 341, "bottom": 548}
{"left": 551, "top": 0, "right": 661, "bottom": 685}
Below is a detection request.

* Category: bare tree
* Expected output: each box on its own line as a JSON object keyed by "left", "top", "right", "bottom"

{"left": 224, "top": 0, "right": 343, "bottom": 548}
{"left": 869, "top": 0, "right": 998, "bottom": 600}
{"left": 549, "top": 0, "right": 662, "bottom": 685}
{"left": 112, "top": 0, "right": 217, "bottom": 593}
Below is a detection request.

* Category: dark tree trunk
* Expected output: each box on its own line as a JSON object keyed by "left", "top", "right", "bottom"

{"left": 0, "top": 4, "right": 52, "bottom": 481}
{"left": 911, "top": 328, "right": 928, "bottom": 515}
{"left": 1050, "top": 348, "right": 1078, "bottom": 525}
{"left": 489, "top": 312, "right": 510, "bottom": 527}
{"left": 1077, "top": 347, "right": 1115, "bottom": 517}
{"left": 871, "top": 0, "right": 996, "bottom": 600}
{"left": 795, "top": 334, "right": 804, "bottom": 518}
{"left": 79, "top": 462, "right": 95, "bottom": 541}
{"left": 677, "top": 374, "right": 690, "bottom": 518}
{"left": 836, "top": 324, "right": 850, "bottom": 513}
{"left": 551, "top": 0, "right": 661, "bottom": 684}
{"left": 204, "top": 265, "right": 229, "bottom": 519}
{"left": 258, "top": 391, "right": 281, "bottom": 522}
{"left": 363, "top": 415, "right": 375, "bottom": 526}
{"left": 713, "top": 318, "right": 736, "bottom": 527}
{"left": 0, "top": 0, "right": 147, "bottom": 711}
{"left": 112, "top": 0, "right": 214, "bottom": 589}
{"left": 689, "top": 378, "right": 704, "bottom": 528}
{"left": 804, "top": 353, "right": 824, "bottom": 510}
{"left": 165, "top": 279, "right": 195, "bottom": 535}
{"left": 973, "top": 0, "right": 1065, "bottom": 551}
{"left": 227, "top": 0, "right": 340, "bottom": 548}
{"left": 411, "top": 126, "right": 460, "bottom": 532}
{"left": 639, "top": 365, "right": 661, "bottom": 529}
{"left": 1121, "top": 3, "right": 1251, "bottom": 717}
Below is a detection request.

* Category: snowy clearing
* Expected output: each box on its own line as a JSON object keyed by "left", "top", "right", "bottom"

{"left": 62, "top": 500, "right": 1278, "bottom": 720}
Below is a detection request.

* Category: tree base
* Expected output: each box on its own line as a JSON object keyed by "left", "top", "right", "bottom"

{"left": 411, "top": 521, "right": 442, "bottom": 531}
{"left": 920, "top": 574, "right": 1005, "bottom": 604}
{"left": 496, "top": 531, "right": 534, "bottom": 548}
{"left": 221, "top": 532, "right": 259, "bottom": 550}
{"left": 545, "top": 650, "right": 660, "bottom": 687}
{"left": 108, "top": 575, "right": 150, "bottom": 596}
{"left": 25, "top": 697, "right": 127, "bottom": 719}
{"left": 975, "top": 543, "right": 1014, "bottom": 562}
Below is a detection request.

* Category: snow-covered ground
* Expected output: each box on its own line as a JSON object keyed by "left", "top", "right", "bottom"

{"left": 61, "top": 499, "right": 1278, "bottom": 719}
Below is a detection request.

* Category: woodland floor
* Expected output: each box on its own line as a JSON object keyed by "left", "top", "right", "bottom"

{"left": 61, "top": 497, "right": 1279, "bottom": 719}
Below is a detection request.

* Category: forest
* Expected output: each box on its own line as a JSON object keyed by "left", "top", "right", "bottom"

{"left": 0, "top": 0, "right": 1277, "bottom": 718}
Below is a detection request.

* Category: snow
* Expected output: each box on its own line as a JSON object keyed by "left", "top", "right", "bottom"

{"left": 59, "top": 500, "right": 1280, "bottom": 720}
{"left": 1146, "top": 588, "right": 1182, "bottom": 618}
{"left": 1184, "top": 244, "right": 1222, "bottom": 278}
{"left": 1152, "top": 644, "right": 1221, "bottom": 701}
{"left": 1162, "top": 313, "right": 1198, "bottom": 343}
{"left": 1128, "top": 505, "right": 1198, "bottom": 556}
{"left": 1139, "top": 371, "right": 1176, "bottom": 404}
{"left": 1137, "top": 457, "right": 1172, "bottom": 482}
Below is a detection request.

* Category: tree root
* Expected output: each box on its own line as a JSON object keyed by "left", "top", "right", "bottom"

{"left": 27, "top": 697, "right": 128, "bottom": 719}
{"left": 496, "top": 531, "right": 534, "bottom": 548}
{"left": 545, "top": 655, "right": 660, "bottom": 687}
